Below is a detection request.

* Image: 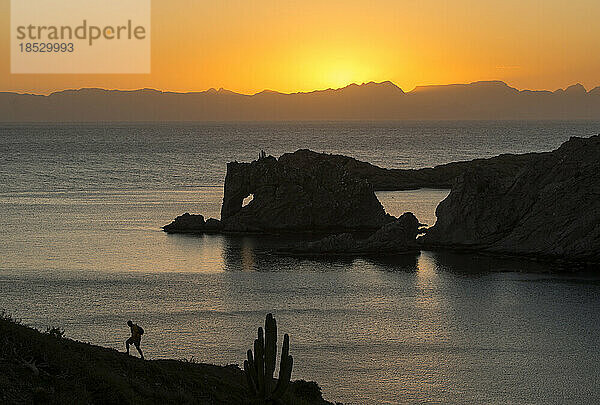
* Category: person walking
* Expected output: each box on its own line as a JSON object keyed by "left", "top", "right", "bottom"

{"left": 125, "top": 320, "right": 145, "bottom": 360}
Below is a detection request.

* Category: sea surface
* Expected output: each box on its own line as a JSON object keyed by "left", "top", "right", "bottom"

{"left": 1, "top": 121, "right": 600, "bottom": 404}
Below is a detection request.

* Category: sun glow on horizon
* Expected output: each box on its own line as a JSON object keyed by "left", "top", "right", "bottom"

{"left": 1, "top": 0, "right": 600, "bottom": 94}
{"left": 324, "top": 69, "right": 357, "bottom": 90}
{"left": 311, "top": 58, "right": 380, "bottom": 90}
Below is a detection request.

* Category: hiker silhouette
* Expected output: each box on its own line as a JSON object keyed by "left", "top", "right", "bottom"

{"left": 126, "top": 320, "right": 145, "bottom": 360}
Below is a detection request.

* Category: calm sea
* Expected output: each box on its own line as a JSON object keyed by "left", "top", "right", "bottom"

{"left": 1, "top": 121, "right": 600, "bottom": 404}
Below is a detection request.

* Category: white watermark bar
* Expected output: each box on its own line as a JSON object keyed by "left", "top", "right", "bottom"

{"left": 11, "top": 0, "right": 151, "bottom": 74}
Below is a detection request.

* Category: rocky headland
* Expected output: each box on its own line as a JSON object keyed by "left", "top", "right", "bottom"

{"left": 421, "top": 135, "right": 600, "bottom": 263}
{"left": 163, "top": 148, "right": 531, "bottom": 235}
{"left": 164, "top": 135, "right": 600, "bottom": 263}
{"left": 271, "top": 149, "right": 535, "bottom": 191}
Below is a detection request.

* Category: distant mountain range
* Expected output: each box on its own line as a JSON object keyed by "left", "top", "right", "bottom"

{"left": 2, "top": 80, "right": 600, "bottom": 122}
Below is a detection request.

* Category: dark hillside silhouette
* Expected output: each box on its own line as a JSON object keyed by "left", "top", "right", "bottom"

{"left": 0, "top": 314, "right": 330, "bottom": 404}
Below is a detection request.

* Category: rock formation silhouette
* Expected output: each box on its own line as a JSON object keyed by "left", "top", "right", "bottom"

{"left": 421, "top": 135, "right": 600, "bottom": 262}
{"left": 164, "top": 136, "right": 600, "bottom": 263}
{"left": 162, "top": 148, "right": 532, "bottom": 234}
{"left": 279, "top": 212, "right": 422, "bottom": 256}
{"left": 164, "top": 150, "right": 394, "bottom": 234}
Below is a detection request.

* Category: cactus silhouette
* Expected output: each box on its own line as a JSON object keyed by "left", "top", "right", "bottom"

{"left": 243, "top": 313, "right": 293, "bottom": 404}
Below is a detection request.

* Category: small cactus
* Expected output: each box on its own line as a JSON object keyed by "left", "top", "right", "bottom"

{"left": 244, "top": 313, "right": 293, "bottom": 404}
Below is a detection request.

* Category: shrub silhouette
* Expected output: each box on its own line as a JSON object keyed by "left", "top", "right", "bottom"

{"left": 44, "top": 326, "right": 65, "bottom": 339}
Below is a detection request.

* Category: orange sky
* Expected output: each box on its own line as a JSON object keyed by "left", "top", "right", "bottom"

{"left": 2, "top": 0, "right": 600, "bottom": 94}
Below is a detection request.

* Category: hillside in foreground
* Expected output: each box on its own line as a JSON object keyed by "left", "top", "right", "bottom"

{"left": 0, "top": 315, "right": 332, "bottom": 404}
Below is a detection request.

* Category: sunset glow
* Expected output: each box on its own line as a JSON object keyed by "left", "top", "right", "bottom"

{"left": 2, "top": 0, "right": 600, "bottom": 94}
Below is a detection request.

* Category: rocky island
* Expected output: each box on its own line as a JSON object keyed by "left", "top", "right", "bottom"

{"left": 164, "top": 135, "right": 600, "bottom": 264}
{"left": 164, "top": 150, "right": 396, "bottom": 234}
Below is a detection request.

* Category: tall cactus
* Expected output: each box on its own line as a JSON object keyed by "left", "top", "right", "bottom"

{"left": 244, "top": 313, "right": 294, "bottom": 404}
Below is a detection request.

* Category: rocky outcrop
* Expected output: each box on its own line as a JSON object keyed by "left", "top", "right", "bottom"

{"left": 228, "top": 149, "right": 534, "bottom": 191}
{"left": 164, "top": 150, "right": 394, "bottom": 234}
{"left": 162, "top": 213, "right": 222, "bottom": 233}
{"left": 369, "top": 153, "right": 534, "bottom": 190}
{"left": 162, "top": 148, "right": 542, "bottom": 235}
{"left": 279, "top": 213, "right": 421, "bottom": 256}
{"left": 164, "top": 136, "right": 600, "bottom": 263}
{"left": 421, "top": 135, "right": 600, "bottom": 263}
{"left": 219, "top": 151, "right": 394, "bottom": 232}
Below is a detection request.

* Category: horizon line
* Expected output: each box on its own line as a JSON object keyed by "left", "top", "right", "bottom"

{"left": 2, "top": 79, "right": 597, "bottom": 97}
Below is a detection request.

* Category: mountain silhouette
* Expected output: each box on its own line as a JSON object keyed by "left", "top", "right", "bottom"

{"left": 1, "top": 80, "right": 599, "bottom": 122}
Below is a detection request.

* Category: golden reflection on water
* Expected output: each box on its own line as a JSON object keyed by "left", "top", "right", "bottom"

{"left": 414, "top": 251, "right": 450, "bottom": 344}
{"left": 416, "top": 251, "right": 439, "bottom": 283}
{"left": 240, "top": 238, "right": 257, "bottom": 272}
